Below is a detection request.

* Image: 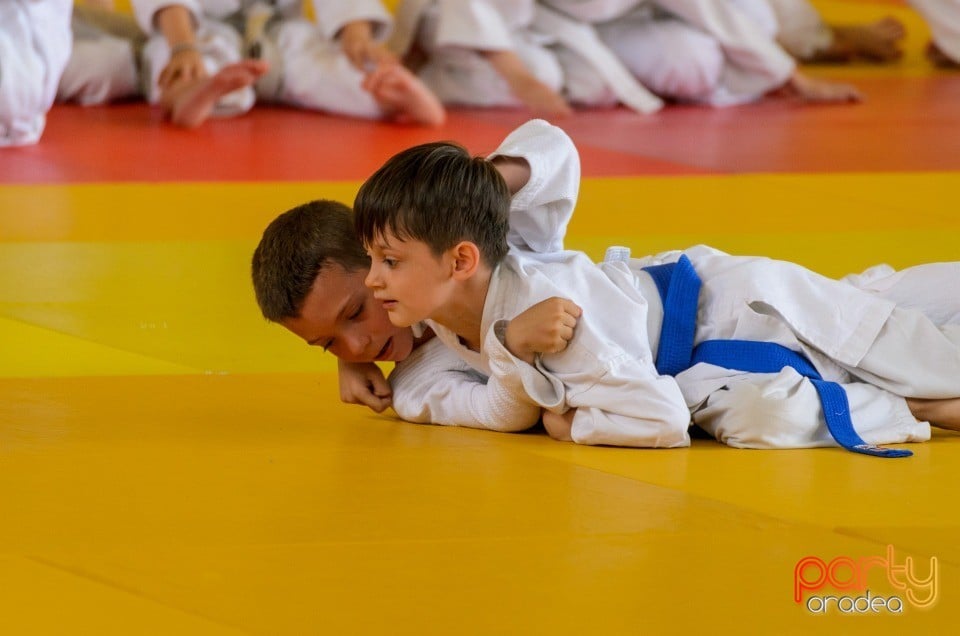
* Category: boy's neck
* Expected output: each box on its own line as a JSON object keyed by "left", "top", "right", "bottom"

{"left": 432, "top": 264, "right": 493, "bottom": 352}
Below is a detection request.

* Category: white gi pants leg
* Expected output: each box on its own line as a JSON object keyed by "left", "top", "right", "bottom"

{"left": 694, "top": 369, "right": 930, "bottom": 449}
{"left": 256, "top": 19, "right": 382, "bottom": 119}
{"left": 141, "top": 18, "right": 254, "bottom": 116}
{"left": 763, "top": 0, "right": 834, "bottom": 60}
{"left": 596, "top": 14, "right": 724, "bottom": 102}
{"left": 0, "top": 0, "right": 73, "bottom": 147}
{"left": 694, "top": 261, "right": 960, "bottom": 449}
{"left": 59, "top": 12, "right": 141, "bottom": 106}
{"left": 909, "top": 0, "right": 960, "bottom": 63}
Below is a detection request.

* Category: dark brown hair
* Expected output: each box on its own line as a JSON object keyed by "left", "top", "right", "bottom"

{"left": 251, "top": 200, "right": 370, "bottom": 321}
{"left": 353, "top": 141, "right": 510, "bottom": 266}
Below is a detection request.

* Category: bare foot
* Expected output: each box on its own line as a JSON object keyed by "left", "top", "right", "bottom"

{"left": 829, "top": 17, "right": 905, "bottom": 63}
{"left": 907, "top": 397, "right": 960, "bottom": 431}
{"left": 362, "top": 62, "right": 446, "bottom": 127}
{"left": 926, "top": 41, "right": 960, "bottom": 69}
{"left": 168, "top": 60, "right": 268, "bottom": 129}
{"left": 511, "top": 75, "right": 574, "bottom": 118}
{"left": 782, "top": 71, "right": 862, "bottom": 104}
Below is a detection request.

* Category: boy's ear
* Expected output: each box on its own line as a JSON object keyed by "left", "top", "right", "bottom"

{"left": 448, "top": 241, "right": 481, "bottom": 281}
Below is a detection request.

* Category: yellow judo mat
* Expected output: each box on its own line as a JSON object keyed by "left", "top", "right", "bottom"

{"left": 2, "top": 1, "right": 960, "bottom": 633}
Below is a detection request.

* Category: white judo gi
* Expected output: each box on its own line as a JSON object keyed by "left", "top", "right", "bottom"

{"left": 59, "top": 6, "right": 145, "bottom": 106}
{"left": 0, "top": 0, "right": 73, "bottom": 147}
{"left": 133, "top": 0, "right": 395, "bottom": 119}
{"left": 910, "top": 0, "right": 960, "bottom": 63}
{"left": 540, "top": 0, "right": 797, "bottom": 106}
{"left": 390, "top": 0, "right": 566, "bottom": 108}
{"left": 389, "top": 119, "right": 960, "bottom": 449}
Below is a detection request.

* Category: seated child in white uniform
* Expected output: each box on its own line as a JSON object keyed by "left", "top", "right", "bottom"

{"left": 0, "top": 0, "right": 72, "bottom": 147}
{"left": 59, "top": 1, "right": 146, "bottom": 106}
{"left": 132, "top": 0, "right": 444, "bottom": 128}
{"left": 351, "top": 119, "right": 960, "bottom": 456}
{"left": 538, "top": 0, "right": 861, "bottom": 106}
{"left": 390, "top": 0, "right": 573, "bottom": 116}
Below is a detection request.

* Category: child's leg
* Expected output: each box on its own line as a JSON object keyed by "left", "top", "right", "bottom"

{"left": 0, "top": 0, "right": 72, "bottom": 147}
{"left": 59, "top": 15, "right": 141, "bottom": 105}
{"left": 843, "top": 262, "right": 960, "bottom": 326}
{"left": 843, "top": 306, "right": 960, "bottom": 399}
{"left": 906, "top": 398, "right": 960, "bottom": 431}
{"left": 825, "top": 18, "right": 905, "bottom": 63}
{"left": 163, "top": 60, "right": 268, "bottom": 129}
{"left": 264, "top": 19, "right": 443, "bottom": 126}
{"left": 141, "top": 19, "right": 256, "bottom": 124}
{"left": 596, "top": 14, "right": 724, "bottom": 102}
{"left": 693, "top": 370, "right": 930, "bottom": 449}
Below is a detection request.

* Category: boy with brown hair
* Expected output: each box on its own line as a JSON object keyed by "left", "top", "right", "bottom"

{"left": 352, "top": 127, "right": 960, "bottom": 456}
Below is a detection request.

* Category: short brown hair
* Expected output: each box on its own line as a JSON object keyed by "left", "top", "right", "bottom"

{"left": 251, "top": 200, "right": 370, "bottom": 321}
{"left": 354, "top": 141, "right": 510, "bottom": 266}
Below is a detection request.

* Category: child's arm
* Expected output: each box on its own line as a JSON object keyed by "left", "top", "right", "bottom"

{"left": 154, "top": 5, "right": 206, "bottom": 90}
{"left": 389, "top": 338, "right": 542, "bottom": 431}
{"left": 488, "top": 119, "right": 581, "bottom": 254}
{"left": 387, "top": 298, "right": 581, "bottom": 430}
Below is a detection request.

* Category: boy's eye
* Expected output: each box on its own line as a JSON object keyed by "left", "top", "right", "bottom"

{"left": 383, "top": 257, "right": 398, "bottom": 268}
{"left": 349, "top": 305, "right": 363, "bottom": 320}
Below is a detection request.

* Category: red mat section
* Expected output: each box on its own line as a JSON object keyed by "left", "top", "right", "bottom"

{"left": 2, "top": 74, "right": 957, "bottom": 183}
{"left": 0, "top": 105, "right": 704, "bottom": 184}
{"left": 474, "top": 75, "right": 960, "bottom": 174}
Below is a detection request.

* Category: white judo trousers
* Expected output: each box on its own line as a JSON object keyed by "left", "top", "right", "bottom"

{"left": 540, "top": 0, "right": 796, "bottom": 105}
{"left": 0, "top": 0, "right": 73, "bottom": 147}
{"left": 616, "top": 248, "right": 960, "bottom": 450}
{"left": 390, "top": 0, "right": 565, "bottom": 108}
{"left": 59, "top": 6, "right": 144, "bottom": 106}
{"left": 134, "top": 0, "right": 395, "bottom": 119}
{"left": 910, "top": 0, "right": 960, "bottom": 63}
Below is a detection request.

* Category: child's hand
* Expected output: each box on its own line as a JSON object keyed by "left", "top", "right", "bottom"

{"left": 542, "top": 409, "right": 575, "bottom": 442}
{"left": 783, "top": 71, "right": 862, "bottom": 103}
{"left": 159, "top": 46, "right": 206, "bottom": 89}
{"left": 340, "top": 21, "right": 397, "bottom": 71}
{"left": 505, "top": 297, "right": 581, "bottom": 364}
{"left": 338, "top": 359, "right": 392, "bottom": 413}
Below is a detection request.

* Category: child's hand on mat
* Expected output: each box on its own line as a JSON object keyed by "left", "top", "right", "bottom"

{"left": 337, "top": 359, "right": 392, "bottom": 412}
{"left": 505, "top": 297, "right": 581, "bottom": 364}
{"left": 542, "top": 409, "right": 575, "bottom": 442}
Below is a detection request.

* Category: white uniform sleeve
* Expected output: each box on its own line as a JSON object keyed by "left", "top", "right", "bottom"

{"left": 389, "top": 337, "right": 542, "bottom": 431}
{"left": 655, "top": 0, "right": 796, "bottom": 96}
{"left": 132, "top": 0, "right": 203, "bottom": 33}
{"left": 432, "top": 0, "right": 515, "bottom": 50}
{"left": 488, "top": 119, "right": 580, "bottom": 254}
{"left": 485, "top": 318, "right": 692, "bottom": 448}
{"left": 310, "top": 0, "right": 393, "bottom": 42}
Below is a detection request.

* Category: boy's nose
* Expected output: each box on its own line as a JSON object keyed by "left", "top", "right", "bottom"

{"left": 343, "top": 330, "right": 371, "bottom": 361}
{"left": 364, "top": 264, "right": 381, "bottom": 289}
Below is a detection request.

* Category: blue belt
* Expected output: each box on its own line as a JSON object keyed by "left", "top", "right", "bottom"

{"left": 643, "top": 255, "right": 911, "bottom": 458}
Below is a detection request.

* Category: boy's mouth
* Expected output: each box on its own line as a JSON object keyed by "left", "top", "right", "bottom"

{"left": 375, "top": 338, "right": 393, "bottom": 361}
